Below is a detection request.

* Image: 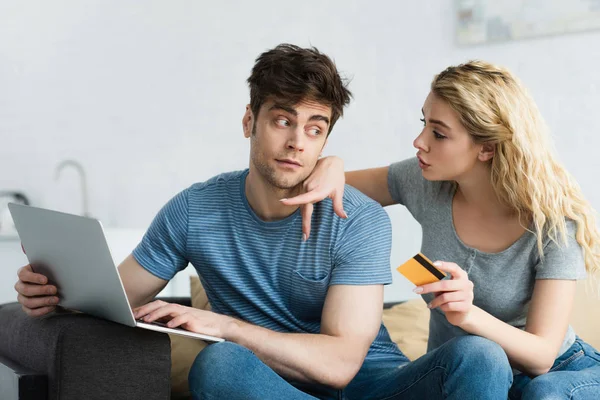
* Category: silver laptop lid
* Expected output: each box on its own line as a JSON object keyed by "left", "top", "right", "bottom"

{"left": 8, "top": 203, "right": 136, "bottom": 327}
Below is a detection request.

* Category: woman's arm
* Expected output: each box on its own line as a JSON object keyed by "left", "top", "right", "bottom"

{"left": 346, "top": 167, "right": 396, "bottom": 207}
{"left": 461, "top": 279, "right": 576, "bottom": 376}
{"left": 282, "top": 157, "right": 398, "bottom": 240}
{"left": 420, "top": 262, "right": 576, "bottom": 376}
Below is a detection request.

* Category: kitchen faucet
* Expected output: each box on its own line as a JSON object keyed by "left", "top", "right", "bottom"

{"left": 54, "top": 159, "right": 90, "bottom": 217}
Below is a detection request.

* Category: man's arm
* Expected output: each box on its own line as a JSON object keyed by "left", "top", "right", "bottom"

{"left": 118, "top": 254, "right": 169, "bottom": 309}
{"left": 229, "top": 284, "right": 383, "bottom": 388}
{"left": 137, "top": 283, "right": 384, "bottom": 389}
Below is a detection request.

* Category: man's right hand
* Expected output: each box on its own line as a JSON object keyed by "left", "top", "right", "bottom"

{"left": 15, "top": 264, "right": 59, "bottom": 317}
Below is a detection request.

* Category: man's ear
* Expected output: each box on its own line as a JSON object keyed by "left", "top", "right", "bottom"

{"left": 242, "top": 105, "right": 253, "bottom": 138}
{"left": 478, "top": 143, "right": 495, "bottom": 162}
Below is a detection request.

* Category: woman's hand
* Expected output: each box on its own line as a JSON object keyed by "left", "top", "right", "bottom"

{"left": 415, "top": 261, "right": 475, "bottom": 327}
{"left": 281, "top": 156, "right": 347, "bottom": 241}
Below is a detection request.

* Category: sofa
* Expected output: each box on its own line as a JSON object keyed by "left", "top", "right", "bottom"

{"left": 0, "top": 276, "right": 598, "bottom": 399}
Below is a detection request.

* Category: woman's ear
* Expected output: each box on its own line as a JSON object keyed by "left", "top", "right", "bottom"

{"left": 478, "top": 143, "right": 495, "bottom": 162}
{"left": 242, "top": 105, "right": 253, "bottom": 138}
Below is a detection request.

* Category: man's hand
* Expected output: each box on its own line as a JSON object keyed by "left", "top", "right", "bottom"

{"left": 14, "top": 264, "right": 59, "bottom": 317}
{"left": 133, "top": 300, "right": 236, "bottom": 338}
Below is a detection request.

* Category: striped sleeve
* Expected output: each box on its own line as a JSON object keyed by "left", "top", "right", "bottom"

{"left": 132, "top": 189, "right": 190, "bottom": 280}
{"left": 330, "top": 202, "right": 393, "bottom": 285}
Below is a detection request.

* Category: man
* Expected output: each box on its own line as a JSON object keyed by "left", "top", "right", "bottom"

{"left": 15, "top": 44, "right": 511, "bottom": 399}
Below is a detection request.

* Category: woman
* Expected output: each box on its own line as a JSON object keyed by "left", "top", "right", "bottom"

{"left": 283, "top": 60, "right": 600, "bottom": 399}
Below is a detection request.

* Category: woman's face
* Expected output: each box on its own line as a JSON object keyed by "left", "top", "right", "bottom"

{"left": 413, "top": 91, "right": 486, "bottom": 182}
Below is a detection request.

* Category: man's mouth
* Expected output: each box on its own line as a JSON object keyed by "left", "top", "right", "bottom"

{"left": 276, "top": 159, "right": 302, "bottom": 167}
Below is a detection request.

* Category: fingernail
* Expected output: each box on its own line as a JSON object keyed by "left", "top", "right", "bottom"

{"left": 433, "top": 261, "right": 442, "bottom": 267}
{"left": 302, "top": 233, "right": 307, "bottom": 242}
{"left": 280, "top": 198, "right": 288, "bottom": 202}
{"left": 343, "top": 212, "right": 348, "bottom": 218}
{"left": 413, "top": 287, "right": 423, "bottom": 294}
{"left": 427, "top": 303, "right": 432, "bottom": 308}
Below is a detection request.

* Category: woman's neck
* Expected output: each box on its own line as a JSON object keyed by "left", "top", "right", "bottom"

{"left": 454, "top": 164, "right": 515, "bottom": 218}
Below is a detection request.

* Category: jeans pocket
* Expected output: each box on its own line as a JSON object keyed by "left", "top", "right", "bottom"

{"left": 581, "top": 341, "right": 600, "bottom": 363}
{"left": 550, "top": 349, "right": 585, "bottom": 372}
{"left": 288, "top": 270, "right": 330, "bottom": 322}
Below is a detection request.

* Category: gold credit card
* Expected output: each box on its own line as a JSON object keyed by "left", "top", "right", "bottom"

{"left": 397, "top": 253, "right": 447, "bottom": 286}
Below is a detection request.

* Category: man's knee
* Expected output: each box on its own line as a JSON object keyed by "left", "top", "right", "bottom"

{"left": 189, "top": 342, "right": 253, "bottom": 389}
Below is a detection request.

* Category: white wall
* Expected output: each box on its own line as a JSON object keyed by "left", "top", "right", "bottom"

{"left": 1, "top": 0, "right": 600, "bottom": 303}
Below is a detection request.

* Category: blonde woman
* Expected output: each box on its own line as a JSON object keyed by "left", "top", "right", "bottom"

{"left": 283, "top": 61, "right": 600, "bottom": 399}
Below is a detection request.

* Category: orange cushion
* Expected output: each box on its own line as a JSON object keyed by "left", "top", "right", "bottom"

{"left": 382, "top": 298, "right": 429, "bottom": 361}
{"left": 169, "top": 275, "right": 210, "bottom": 397}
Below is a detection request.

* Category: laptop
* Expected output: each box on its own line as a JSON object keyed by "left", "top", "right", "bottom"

{"left": 8, "top": 203, "right": 224, "bottom": 343}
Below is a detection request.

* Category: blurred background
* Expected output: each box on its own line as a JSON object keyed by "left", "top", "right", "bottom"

{"left": 1, "top": 0, "right": 599, "bottom": 304}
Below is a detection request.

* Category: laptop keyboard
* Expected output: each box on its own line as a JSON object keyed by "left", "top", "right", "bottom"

{"left": 136, "top": 319, "right": 174, "bottom": 329}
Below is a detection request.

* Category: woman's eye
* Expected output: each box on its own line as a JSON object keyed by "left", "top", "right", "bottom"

{"left": 420, "top": 118, "right": 426, "bottom": 126}
{"left": 434, "top": 131, "right": 447, "bottom": 139}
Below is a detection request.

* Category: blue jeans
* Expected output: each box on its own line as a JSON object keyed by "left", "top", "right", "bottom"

{"left": 189, "top": 336, "right": 513, "bottom": 400}
{"left": 509, "top": 337, "right": 600, "bottom": 399}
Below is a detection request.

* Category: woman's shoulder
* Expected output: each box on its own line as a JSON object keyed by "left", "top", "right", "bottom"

{"left": 540, "top": 219, "right": 579, "bottom": 249}
{"left": 533, "top": 218, "right": 586, "bottom": 279}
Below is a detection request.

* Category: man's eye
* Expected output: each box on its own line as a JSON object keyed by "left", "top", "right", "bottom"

{"left": 276, "top": 119, "right": 290, "bottom": 127}
{"left": 307, "top": 128, "right": 322, "bottom": 136}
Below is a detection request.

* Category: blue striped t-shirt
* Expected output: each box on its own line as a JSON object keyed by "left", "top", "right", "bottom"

{"left": 133, "top": 169, "right": 404, "bottom": 360}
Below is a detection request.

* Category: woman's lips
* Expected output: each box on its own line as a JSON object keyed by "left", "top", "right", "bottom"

{"left": 417, "top": 155, "right": 430, "bottom": 169}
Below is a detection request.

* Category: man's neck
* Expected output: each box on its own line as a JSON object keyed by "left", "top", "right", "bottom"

{"left": 244, "top": 169, "right": 301, "bottom": 221}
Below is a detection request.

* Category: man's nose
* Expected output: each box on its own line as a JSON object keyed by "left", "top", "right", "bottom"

{"left": 286, "top": 129, "right": 305, "bottom": 152}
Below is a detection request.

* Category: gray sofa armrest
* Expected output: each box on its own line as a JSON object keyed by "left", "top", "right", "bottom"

{"left": 0, "top": 302, "right": 171, "bottom": 400}
{"left": 0, "top": 354, "right": 47, "bottom": 400}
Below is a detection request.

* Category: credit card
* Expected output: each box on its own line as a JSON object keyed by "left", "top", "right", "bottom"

{"left": 397, "top": 253, "right": 447, "bottom": 286}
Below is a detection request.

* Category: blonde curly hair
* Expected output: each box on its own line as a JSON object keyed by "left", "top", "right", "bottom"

{"left": 431, "top": 60, "right": 600, "bottom": 281}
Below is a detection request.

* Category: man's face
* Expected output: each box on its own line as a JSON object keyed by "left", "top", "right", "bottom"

{"left": 243, "top": 99, "right": 331, "bottom": 190}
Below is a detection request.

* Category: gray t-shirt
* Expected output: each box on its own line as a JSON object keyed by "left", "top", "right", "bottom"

{"left": 388, "top": 157, "right": 587, "bottom": 358}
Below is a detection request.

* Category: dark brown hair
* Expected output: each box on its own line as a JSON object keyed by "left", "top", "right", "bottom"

{"left": 247, "top": 43, "right": 352, "bottom": 135}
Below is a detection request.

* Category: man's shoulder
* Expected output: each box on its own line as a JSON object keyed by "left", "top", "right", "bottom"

{"left": 188, "top": 169, "right": 247, "bottom": 196}
{"left": 341, "top": 184, "right": 386, "bottom": 215}
{"left": 314, "top": 184, "right": 389, "bottom": 226}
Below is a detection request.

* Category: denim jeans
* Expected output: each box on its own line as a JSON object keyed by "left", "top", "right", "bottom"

{"left": 509, "top": 337, "right": 600, "bottom": 399}
{"left": 188, "top": 335, "right": 513, "bottom": 400}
